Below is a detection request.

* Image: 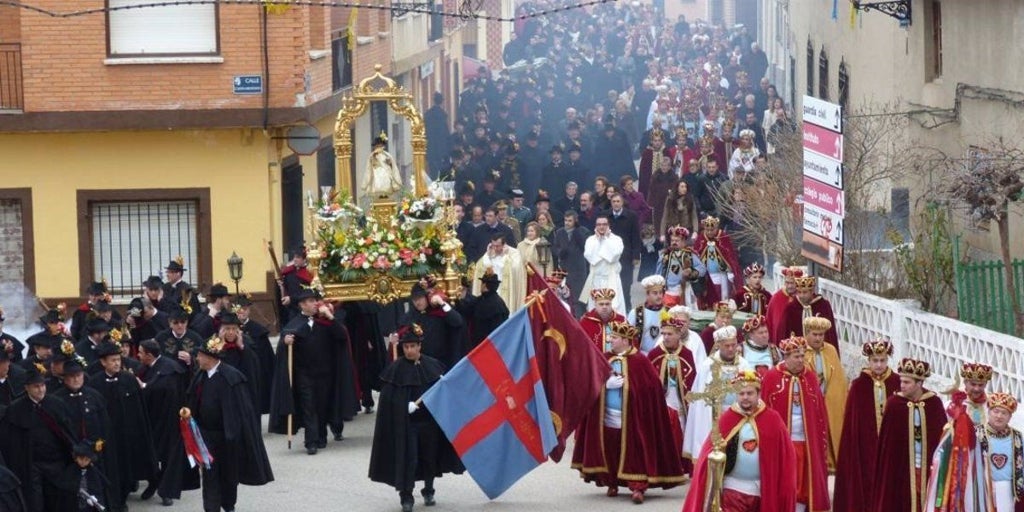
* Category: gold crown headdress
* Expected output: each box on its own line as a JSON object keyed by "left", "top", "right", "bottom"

{"left": 802, "top": 316, "right": 832, "bottom": 333}
{"left": 987, "top": 392, "right": 1018, "bottom": 414}
{"left": 742, "top": 315, "right": 766, "bottom": 333}
{"left": 590, "top": 288, "right": 616, "bottom": 301}
{"left": 608, "top": 321, "right": 639, "bottom": 340}
{"left": 778, "top": 336, "right": 808, "bottom": 355}
{"left": 861, "top": 339, "right": 894, "bottom": 357}
{"left": 960, "top": 363, "right": 993, "bottom": 383}
{"left": 898, "top": 358, "right": 931, "bottom": 381}
{"left": 731, "top": 369, "right": 762, "bottom": 390}
{"left": 794, "top": 276, "right": 817, "bottom": 292}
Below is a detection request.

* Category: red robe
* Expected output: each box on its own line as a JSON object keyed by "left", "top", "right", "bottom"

{"left": 761, "top": 364, "right": 832, "bottom": 511}
{"left": 570, "top": 347, "right": 686, "bottom": 489}
{"left": 692, "top": 229, "right": 743, "bottom": 292}
{"left": 682, "top": 401, "right": 797, "bottom": 512}
{"left": 781, "top": 295, "right": 839, "bottom": 353}
{"left": 732, "top": 285, "right": 772, "bottom": 316}
{"left": 638, "top": 146, "right": 671, "bottom": 197}
{"left": 647, "top": 343, "right": 696, "bottom": 468}
{"left": 871, "top": 391, "right": 946, "bottom": 512}
{"left": 579, "top": 310, "right": 627, "bottom": 354}
{"left": 766, "top": 289, "right": 795, "bottom": 343}
{"left": 833, "top": 369, "right": 900, "bottom": 512}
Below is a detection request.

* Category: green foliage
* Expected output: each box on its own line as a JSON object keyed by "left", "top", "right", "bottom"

{"left": 886, "top": 205, "right": 956, "bottom": 312}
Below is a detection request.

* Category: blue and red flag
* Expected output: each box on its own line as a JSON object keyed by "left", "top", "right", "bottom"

{"left": 421, "top": 307, "right": 557, "bottom": 499}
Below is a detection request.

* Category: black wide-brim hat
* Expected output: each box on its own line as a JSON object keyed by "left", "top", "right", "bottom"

{"left": 94, "top": 342, "right": 122, "bottom": 358}
{"left": 293, "top": 289, "right": 318, "bottom": 302}
{"left": 38, "top": 309, "right": 61, "bottom": 325}
{"left": 143, "top": 275, "right": 164, "bottom": 289}
{"left": 208, "top": 283, "right": 230, "bottom": 298}
{"left": 24, "top": 364, "right": 47, "bottom": 385}
{"left": 63, "top": 358, "right": 86, "bottom": 375}
{"left": 219, "top": 311, "right": 241, "bottom": 326}
{"left": 86, "top": 319, "right": 110, "bottom": 334}
{"left": 165, "top": 260, "right": 186, "bottom": 272}
{"left": 86, "top": 281, "right": 107, "bottom": 296}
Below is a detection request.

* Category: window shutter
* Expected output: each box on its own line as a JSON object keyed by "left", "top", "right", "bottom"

{"left": 109, "top": 1, "right": 217, "bottom": 55}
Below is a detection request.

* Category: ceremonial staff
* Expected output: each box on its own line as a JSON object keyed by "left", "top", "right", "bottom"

{"left": 685, "top": 359, "right": 733, "bottom": 512}
{"left": 264, "top": 239, "right": 285, "bottom": 328}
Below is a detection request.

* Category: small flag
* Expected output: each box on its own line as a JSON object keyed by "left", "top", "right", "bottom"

{"left": 180, "top": 417, "right": 214, "bottom": 469}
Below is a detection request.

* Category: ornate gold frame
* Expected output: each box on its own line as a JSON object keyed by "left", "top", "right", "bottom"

{"left": 304, "top": 65, "right": 461, "bottom": 305}
{"left": 333, "top": 64, "right": 428, "bottom": 198}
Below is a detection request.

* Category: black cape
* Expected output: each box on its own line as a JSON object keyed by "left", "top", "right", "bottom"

{"left": 0, "top": 395, "right": 81, "bottom": 499}
{"left": 397, "top": 308, "right": 467, "bottom": 369}
{"left": 52, "top": 384, "right": 117, "bottom": 507}
{"left": 241, "top": 320, "right": 276, "bottom": 413}
{"left": 0, "top": 333, "right": 24, "bottom": 364}
{"left": 218, "top": 337, "right": 262, "bottom": 414}
{"left": 174, "top": 363, "right": 273, "bottom": 487}
{"left": 0, "top": 451, "right": 25, "bottom": 512}
{"left": 268, "top": 314, "right": 359, "bottom": 434}
{"left": 87, "top": 371, "right": 158, "bottom": 488}
{"left": 455, "top": 290, "right": 509, "bottom": 352}
{"left": 140, "top": 355, "right": 198, "bottom": 499}
{"left": 342, "top": 302, "right": 388, "bottom": 394}
{"left": 368, "top": 356, "right": 464, "bottom": 490}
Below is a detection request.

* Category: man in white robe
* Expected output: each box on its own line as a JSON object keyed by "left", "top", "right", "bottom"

{"left": 580, "top": 213, "right": 626, "bottom": 315}
{"left": 472, "top": 234, "right": 527, "bottom": 312}
{"left": 682, "top": 325, "right": 751, "bottom": 460}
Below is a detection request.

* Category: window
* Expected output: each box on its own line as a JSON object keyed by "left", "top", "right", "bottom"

{"left": 924, "top": 0, "right": 943, "bottom": 81}
{"left": 818, "top": 47, "right": 830, "bottom": 100}
{"left": 806, "top": 40, "right": 814, "bottom": 96}
{"left": 317, "top": 138, "right": 337, "bottom": 189}
{"left": 0, "top": 189, "right": 34, "bottom": 291}
{"left": 78, "top": 189, "right": 211, "bottom": 300}
{"left": 838, "top": 60, "right": 849, "bottom": 110}
{"left": 331, "top": 35, "right": 353, "bottom": 91}
{"left": 107, "top": 0, "right": 218, "bottom": 56}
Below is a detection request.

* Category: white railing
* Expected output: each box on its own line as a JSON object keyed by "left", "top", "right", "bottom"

{"left": 771, "top": 263, "right": 1024, "bottom": 429}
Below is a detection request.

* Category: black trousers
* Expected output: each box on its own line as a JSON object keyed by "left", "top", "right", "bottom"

{"left": 296, "top": 372, "right": 332, "bottom": 447}
{"left": 200, "top": 431, "right": 238, "bottom": 512}
{"left": 398, "top": 420, "right": 437, "bottom": 503}
{"left": 28, "top": 463, "right": 76, "bottom": 512}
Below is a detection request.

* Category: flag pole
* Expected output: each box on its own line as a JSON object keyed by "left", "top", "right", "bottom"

{"left": 287, "top": 343, "right": 294, "bottom": 450}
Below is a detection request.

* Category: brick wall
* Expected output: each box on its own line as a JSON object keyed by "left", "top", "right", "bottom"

{"left": 15, "top": 2, "right": 348, "bottom": 113}
{"left": 0, "top": 5, "right": 19, "bottom": 43}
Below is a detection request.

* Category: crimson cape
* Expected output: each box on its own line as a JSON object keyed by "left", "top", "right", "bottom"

{"left": 766, "top": 289, "right": 795, "bottom": 343}
{"left": 693, "top": 230, "right": 743, "bottom": 292}
{"left": 570, "top": 347, "right": 685, "bottom": 489}
{"left": 871, "top": 391, "right": 946, "bottom": 512}
{"left": 833, "top": 369, "right": 899, "bottom": 512}
{"left": 781, "top": 295, "right": 839, "bottom": 353}
{"left": 647, "top": 343, "right": 696, "bottom": 465}
{"left": 761, "top": 364, "right": 832, "bottom": 511}
{"left": 579, "top": 310, "right": 626, "bottom": 355}
{"left": 682, "top": 401, "right": 797, "bottom": 512}
{"left": 732, "top": 285, "right": 772, "bottom": 316}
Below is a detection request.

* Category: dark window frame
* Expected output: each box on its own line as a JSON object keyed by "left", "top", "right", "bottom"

{"left": 806, "top": 40, "right": 814, "bottom": 97}
{"left": 818, "top": 47, "right": 830, "bottom": 101}
{"left": 0, "top": 188, "right": 36, "bottom": 292}
{"left": 104, "top": 1, "right": 221, "bottom": 58}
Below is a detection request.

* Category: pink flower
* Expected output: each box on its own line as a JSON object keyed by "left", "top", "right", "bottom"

{"left": 373, "top": 255, "right": 392, "bottom": 270}
{"left": 352, "top": 253, "right": 367, "bottom": 268}
{"left": 399, "top": 248, "right": 415, "bottom": 265}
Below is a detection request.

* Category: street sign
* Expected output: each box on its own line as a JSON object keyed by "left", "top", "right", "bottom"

{"left": 286, "top": 123, "right": 321, "bottom": 156}
{"left": 802, "top": 95, "right": 842, "bottom": 133}
{"left": 802, "top": 122, "right": 844, "bottom": 161}
{"left": 803, "top": 150, "right": 843, "bottom": 188}
{"left": 801, "top": 95, "right": 844, "bottom": 272}
{"left": 233, "top": 75, "right": 263, "bottom": 95}
{"left": 803, "top": 176, "right": 845, "bottom": 217}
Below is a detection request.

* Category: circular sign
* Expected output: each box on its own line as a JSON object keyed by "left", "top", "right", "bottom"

{"left": 286, "top": 123, "right": 321, "bottom": 156}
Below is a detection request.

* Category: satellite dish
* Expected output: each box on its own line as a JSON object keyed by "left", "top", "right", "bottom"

{"left": 286, "top": 123, "right": 321, "bottom": 156}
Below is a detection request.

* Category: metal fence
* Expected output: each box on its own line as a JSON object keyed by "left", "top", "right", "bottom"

{"left": 0, "top": 43, "right": 23, "bottom": 111}
{"left": 954, "top": 239, "right": 1024, "bottom": 335}
{"left": 91, "top": 200, "right": 199, "bottom": 300}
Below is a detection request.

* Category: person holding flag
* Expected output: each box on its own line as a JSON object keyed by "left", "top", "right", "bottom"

{"left": 369, "top": 324, "right": 464, "bottom": 512}
{"left": 571, "top": 321, "right": 686, "bottom": 504}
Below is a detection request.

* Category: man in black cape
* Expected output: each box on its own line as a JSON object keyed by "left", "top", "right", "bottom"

{"left": 51, "top": 357, "right": 117, "bottom": 510}
{"left": 0, "top": 307, "right": 26, "bottom": 365}
{"left": 393, "top": 284, "right": 466, "bottom": 369}
{"left": 213, "top": 312, "right": 262, "bottom": 407}
{"left": 178, "top": 336, "right": 273, "bottom": 512}
{"left": 136, "top": 339, "right": 195, "bottom": 506}
{"left": 456, "top": 268, "right": 509, "bottom": 352}
{"left": 154, "top": 306, "right": 204, "bottom": 372}
{"left": 0, "top": 349, "right": 26, "bottom": 407}
{"left": 368, "top": 324, "right": 464, "bottom": 512}
{"left": 236, "top": 295, "right": 276, "bottom": 414}
{"left": 341, "top": 301, "right": 388, "bottom": 414}
{"left": 0, "top": 363, "right": 83, "bottom": 512}
{"left": 125, "top": 297, "right": 169, "bottom": 351}
{"left": 269, "top": 289, "right": 358, "bottom": 454}
{"left": 89, "top": 341, "right": 158, "bottom": 510}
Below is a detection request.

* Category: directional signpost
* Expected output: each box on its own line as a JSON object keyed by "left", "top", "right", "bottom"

{"left": 801, "top": 96, "right": 844, "bottom": 271}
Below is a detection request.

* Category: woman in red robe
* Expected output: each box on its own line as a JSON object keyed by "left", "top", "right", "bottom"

{"left": 833, "top": 340, "right": 899, "bottom": 512}
{"left": 683, "top": 370, "right": 797, "bottom": 512}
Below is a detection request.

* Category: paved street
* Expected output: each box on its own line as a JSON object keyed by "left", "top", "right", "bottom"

{"left": 130, "top": 409, "right": 690, "bottom": 511}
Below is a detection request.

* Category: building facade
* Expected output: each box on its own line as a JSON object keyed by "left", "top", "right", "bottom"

{"left": 0, "top": 1, "right": 466, "bottom": 315}
{"left": 760, "top": 0, "right": 1024, "bottom": 258}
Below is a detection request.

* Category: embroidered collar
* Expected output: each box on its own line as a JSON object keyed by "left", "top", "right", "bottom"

{"left": 744, "top": 340, "right": 770, "bottom": 352}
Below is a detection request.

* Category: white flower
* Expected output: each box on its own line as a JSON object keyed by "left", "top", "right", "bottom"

{"left": 361, "top": 261, "right": 370, "bottom": 269}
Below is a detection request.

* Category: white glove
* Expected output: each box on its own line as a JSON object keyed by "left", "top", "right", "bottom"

{"left": 407, "top": 401, "right": 419, "bottom": 414}
{"left": 606, "top": 375, "right": 625, "bottom": 389}
{"left": 726, "top": 272, "right": 735, "bottom": 281}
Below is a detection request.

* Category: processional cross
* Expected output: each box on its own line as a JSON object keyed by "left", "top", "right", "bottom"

{"left": 685, "top": 359, "right": 734, "bottom": 512}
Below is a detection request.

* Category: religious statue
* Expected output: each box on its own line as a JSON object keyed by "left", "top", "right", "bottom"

{"left": 363, "top": 131, "right": 403, "bottom": 199}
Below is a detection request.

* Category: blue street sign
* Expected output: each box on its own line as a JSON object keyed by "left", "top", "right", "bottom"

{"left": 233, "top": 75, "right": 263, "bottom": 95}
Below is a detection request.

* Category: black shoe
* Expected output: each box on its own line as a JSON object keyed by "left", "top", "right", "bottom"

{"left": 160, "top": 497, "right": 173, "bottom": 506}
{"left": 423, "top": 494, "right": 436, "bottom": 507}
{"left": 401, "top": 504, "right": 413, "bottom": 512}
{"left": 141, "top": 482, "right": 157, "bottom": 500}
{"left": 317, "top": 441, "right": 327, "bottom": 449}
{"left": 363, "top": 405, "right": 374, "bottom": 414}
{"left": 333, "top": 432, "right": 344, "bottom": 441}
{"left": 306, "top": 446, "right": 318, "bottom": 455}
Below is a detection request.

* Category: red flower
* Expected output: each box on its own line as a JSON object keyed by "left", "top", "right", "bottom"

{"left": 352, "top": 253, "right": 367, "bottom": 268}
{"left": 399, "top": 248, "right": 415, "bottom": 265}
{"left": 373, "top": 255, "right": 392, "bottom": 270}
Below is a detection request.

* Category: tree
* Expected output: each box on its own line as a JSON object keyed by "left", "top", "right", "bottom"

{"left": 936, "top": 140, "right": 1024, "bottom": 335}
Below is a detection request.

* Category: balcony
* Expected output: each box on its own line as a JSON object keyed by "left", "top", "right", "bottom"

{"left": 0, "top": 43, "right": 22, "bottom": 113}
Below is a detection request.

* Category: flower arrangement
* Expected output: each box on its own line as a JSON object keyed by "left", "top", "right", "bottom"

{"left": 313, "top": 191, "right": 465, "bottom": 283}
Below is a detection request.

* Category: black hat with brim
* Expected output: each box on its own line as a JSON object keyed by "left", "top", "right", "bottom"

{"left": 86, "top": 282, "right": 107, "bottom": 296}
{"left": 208, "top": 283, "right": 230, "bottom": 298}
{"left": 95, "top": 342, "right": 122, "bottom": 359}
{"left": 63, "top": 358, "right": 86, "bottom": 375}
{"left": 143, "top": 275, "right": 164, "bottom": 290}
{"left": 293, "top": 289, "right": 318, "bottom": 303}
{"left": 86, "top": 319, "right": 110, "bottom": 334}
{"left": 165, "top": 260, "right": 186, "bottom": 272}
{"left": 219, "top": 311, "right": 241, "bottom": 326}
{"left": 38, "top": 309, "right": 61, "bottom": 325}
{"left": 168, "top": 306, "right": 190, "bottom": 321}
{"left": 72, "top": 441, "right": 100, "bottom": 462}
{"left": 410, "top": 283, "right": 429, "bottom": 299}
{"left": 234, "top": 295, "right": 254, "bottom": 308}
{"left": 24, "top": 364, "right": 47, "bottom": 385}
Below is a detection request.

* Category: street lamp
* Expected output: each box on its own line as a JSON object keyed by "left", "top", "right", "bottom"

{"left": 536, "top": 238, "right": 551, "bottom": 276}
{"left": 227, "top": 251, "right": 244, "bottom": 295}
